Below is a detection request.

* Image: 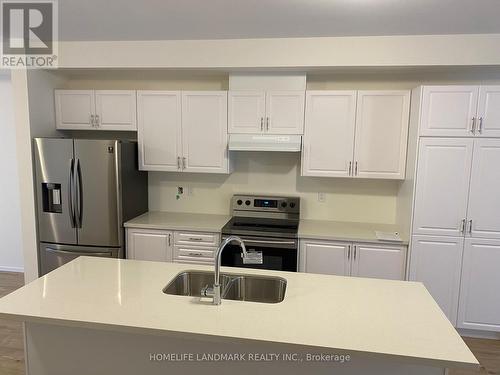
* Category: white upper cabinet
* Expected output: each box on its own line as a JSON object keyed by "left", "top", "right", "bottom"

{"left": 413, "top": 138, "right": 474, "bottom": 237}
{"left": 420, "top": 86, "right": 479, "bottom": 137}
{"left": 137, "top": 90, "right": 231, "bottom": 174}
{"left": 266, "top": 91, "right": 305, "bottom": 134}
{"left": 467, "top": 139, "right": 500, "bottom": 239}
{"left": 228, "top": 91, "right": 265, "bottom": 134}
{"left": 458, "top": 238, "right": 500, "bottom": 332}
{"left": 228, "top": 90, "right": 305, "bottom": 134}
{"left": 351, "top": 243, "right": 406, "bottom": 281}
{"left": 301, "top": 90, "right": 410, "bottom": 180}
{"left": 181, "top": 91, "right": 229, "bottom": 174}
{"left": 55, "top": 90, "right": 95, "bottom": 130}
{"left": 299, "top": 241, "right": 350, "bottom": 276}
{"left": 477, "top": 86, "right": 500, "bottom": 137}
{"left": 94, "top": 90, "right": 137, "bottom": 131}
{"left": 354, "top": 91, "right": 410, "bottom": 179}
{"left": 137, "top": 91, "right": 182, "bottom": 172}
{"left": 55, "top": 90, "right": 137, "bottom": 131}
{"left": 301, "top": 91, "right": 356, "bottom": 177}
{"left": 409, "top": 235, "right": 464, "bottom": 325}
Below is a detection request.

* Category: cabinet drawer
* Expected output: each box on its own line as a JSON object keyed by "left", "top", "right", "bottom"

{"left": 174, "top": 232, "right": 220, "bottom": 247}
{"left": 173, "top": 246, "right": 216, "bottom": 263}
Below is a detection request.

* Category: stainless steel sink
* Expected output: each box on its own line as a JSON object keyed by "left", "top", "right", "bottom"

{"left": 163, "top": 271, "right": 287, "bottom": 304}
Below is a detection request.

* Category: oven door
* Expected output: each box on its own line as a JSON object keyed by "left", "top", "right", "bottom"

{"left": 221, "top": 236, "right": 298, "bottom": 272}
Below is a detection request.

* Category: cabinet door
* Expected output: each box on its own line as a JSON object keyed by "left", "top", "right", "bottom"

{"left": 409, "top": 235, "right": 464, "bottom": 325}
{"left": 55, "top": 90, "right": 95, "bottom": 130}
{"left": 413, "top": 138, "right": 474, "bottom": 237}
{"left": 351, "top": 243, "right": 406, "bottom": 280}
{"left": 266, "top": 91, "right": 305, "bottom": 135}
{"left": 228, "top": 91, "right": 265, "bottom": 134}
{"left": 420, "top": 86, "right": 479, "bottom": 136}
{"left": 353, "top": 91, "right": 410, "bottom": 179}
{"left": 137, "top": 91, "right": 182, "bottom": 171}
{"left": 181, "top": 91, "right": 229, "bottom": 174}
{"left": 126, "top": 229, "right": 172, "bottom": 262}
{"left": 299, "top": 240, "right": 350, "bottom": 276}
{"left": 301, "top": 91, "right": 356, "bottom": 177}
{"left": 95, "top": 90, "right": 137, "bottom": 131}
{"left": 477, "top": 86, "right": 500, "bottom": 137}
{"left": 467, "top": 139, "right": 500, "bottom": 239}
{"left": 458, "top": 238, "right": 500, "bottom": 331}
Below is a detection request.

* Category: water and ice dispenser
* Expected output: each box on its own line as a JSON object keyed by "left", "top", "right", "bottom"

{"left": 42, "top": 183, "right": 62, "bottom": 213}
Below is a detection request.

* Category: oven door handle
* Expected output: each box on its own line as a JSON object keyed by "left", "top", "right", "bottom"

{"left": 242, "top": 239, "right": 296, "bottom": 245}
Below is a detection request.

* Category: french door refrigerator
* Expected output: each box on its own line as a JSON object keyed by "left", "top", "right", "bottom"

{"left": 34, "top": 138, "right": 148, "bottom": 275}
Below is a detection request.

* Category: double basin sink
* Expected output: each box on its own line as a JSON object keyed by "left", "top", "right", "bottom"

{"left": 163, "top": 271, "right": 287, "bottom": 304}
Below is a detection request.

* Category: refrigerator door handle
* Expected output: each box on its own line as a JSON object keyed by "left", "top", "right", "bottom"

{"left": 68, "top": 158, "right": 76, "bottom": 228}
{"left": 75, "top": 158, "right": 83, "bottom": 228}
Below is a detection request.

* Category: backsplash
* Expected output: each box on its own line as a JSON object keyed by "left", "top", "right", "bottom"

{"left": 148, "top": 152, "right": 400, "bottom": 224}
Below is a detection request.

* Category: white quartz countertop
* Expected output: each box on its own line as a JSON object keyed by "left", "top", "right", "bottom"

{"left": 0, "top": 257, "right": 476, "bottom": 369}
{"left": 124, "top": 211, "right": 230, "bottom": 232}
{"left": 299, "top": 219, "right": 408, "bottom": 245}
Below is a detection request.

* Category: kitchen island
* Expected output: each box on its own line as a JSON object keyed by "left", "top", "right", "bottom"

{"left": 0, "top": 257, "right": 477, "bottom": 375}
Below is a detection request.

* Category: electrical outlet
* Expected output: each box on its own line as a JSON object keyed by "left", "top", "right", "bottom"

{"left": 177, "top": 187, "right": 184, "bottom": 195}
{"left": 318, "top": 192, "right": 326, "bottom": 202}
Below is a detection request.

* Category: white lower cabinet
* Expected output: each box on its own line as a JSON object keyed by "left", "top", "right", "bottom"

{"left": 300, "top": 239, "right": 406, "bottom": 281}
{"left": 126, "top": 228, "right": 219, "bottom": 265}
{"left": 126, "top": 228, "right": 173, "bottom": 262}
{"left": 351, "top": 243, "right": 406, "bottom": 280}
{"left": 299, "top": 241, "right": 350, "bottom": 276}
{"left": 409, "top": 235, "right": 464, "bottom": 325}
{"left": 458, "top": 238, "right": 500, "bottom": 331}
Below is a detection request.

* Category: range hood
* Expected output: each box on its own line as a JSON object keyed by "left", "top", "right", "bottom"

{"left": 228, "top": 134, "right": 302, "bottom": 152}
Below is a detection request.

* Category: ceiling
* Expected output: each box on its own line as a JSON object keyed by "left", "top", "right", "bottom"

{"left": 58, "top": 0, "right": 500, "bottom": 41}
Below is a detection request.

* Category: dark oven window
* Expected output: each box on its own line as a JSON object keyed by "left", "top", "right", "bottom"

{"left": 221, "top": 244, "right": 297, "bottom": 272}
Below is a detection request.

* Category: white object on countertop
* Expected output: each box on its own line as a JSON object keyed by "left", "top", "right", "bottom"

{"left": 375, "top": 231, "right": 402, "bottom": 242}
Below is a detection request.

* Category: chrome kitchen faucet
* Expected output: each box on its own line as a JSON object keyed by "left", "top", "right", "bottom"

{"left": 202, "top": 236, "right": 248, "bottom": 305}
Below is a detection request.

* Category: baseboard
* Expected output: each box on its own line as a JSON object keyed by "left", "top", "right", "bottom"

{"left": 459, "top": 328, "right": 500, "bottom": 340}
{"left": 0, "top": 265, "right": 24, "bottom": 273}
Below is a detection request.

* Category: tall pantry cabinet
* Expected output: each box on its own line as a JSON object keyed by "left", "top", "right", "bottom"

{"left": 408, "top": 85, "right": 500, "bottom": 332}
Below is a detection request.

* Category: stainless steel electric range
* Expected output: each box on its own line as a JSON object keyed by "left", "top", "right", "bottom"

{"left": 221, "top": 195, "right": 300, "bottom": 272}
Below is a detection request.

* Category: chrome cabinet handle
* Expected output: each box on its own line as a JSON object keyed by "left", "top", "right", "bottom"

{"left": 471, "top": 117, "right": 476, "bottom": 134}
{"left": 188, "top": 252, "right": 203, "bottom": 257}
{"left": 266, "top": 117, "right": 269, "bottom": 131}
{"left": 478, "top": 117, "right": 483, "bottom": 134}
{"left": 260, "top": 117, "right": 264, "bottom": 131}
{"left": 348, "top": 161, "right": 352, "bottom": 176}
{"left": 353, "top": 245, "right": 357, "bottom": 260}
{"left": 168, "top": 234, "right": 171, "bottom": 247}
{"left": 95, "top": 114, "right": 100, "bottom": 127}
{"left": 177, "top": 156, "right": 181, "bottom": 170}
{"left": 347, "top": 245, "right": 351, "bottom": 260}
{"left": 460, "top": 218, "right": 466, "bottom": 234}
{"left": 188, "top": 237, "right": 203, "bottom": 241}
{"left": 354, "top": 161, "right": 358, "bottom": 176}
{"left": 468, "top": 219, "right": 473, "bottom": 235}
{"left": 182, "top": 157, "right": 186, "bottom": 169}
{"left": 90, "top": 114, "right": 95, "bottom": 127}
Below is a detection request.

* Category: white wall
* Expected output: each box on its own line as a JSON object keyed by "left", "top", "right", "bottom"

{"left": 0, "top": 73, "right": 24, "bottom": 272}
{"left": 149, "top": 152, "right": 400, "bottom": 224}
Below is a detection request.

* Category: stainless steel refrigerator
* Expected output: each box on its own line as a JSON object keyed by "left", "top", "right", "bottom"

{"left": 34, "top": 138, "right": 148, "bottom": 275}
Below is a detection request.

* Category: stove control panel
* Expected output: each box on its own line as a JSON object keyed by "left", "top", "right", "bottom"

{"left": 232, "top": 195, "right": 300, "bottom": 214}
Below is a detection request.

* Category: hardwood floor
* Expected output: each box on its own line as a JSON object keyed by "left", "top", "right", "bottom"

{"left": 0, "top": 272, "right": 24, "bottom": 375}
{"left": 0, "top": 272, "right": 498, "bottom": 375}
